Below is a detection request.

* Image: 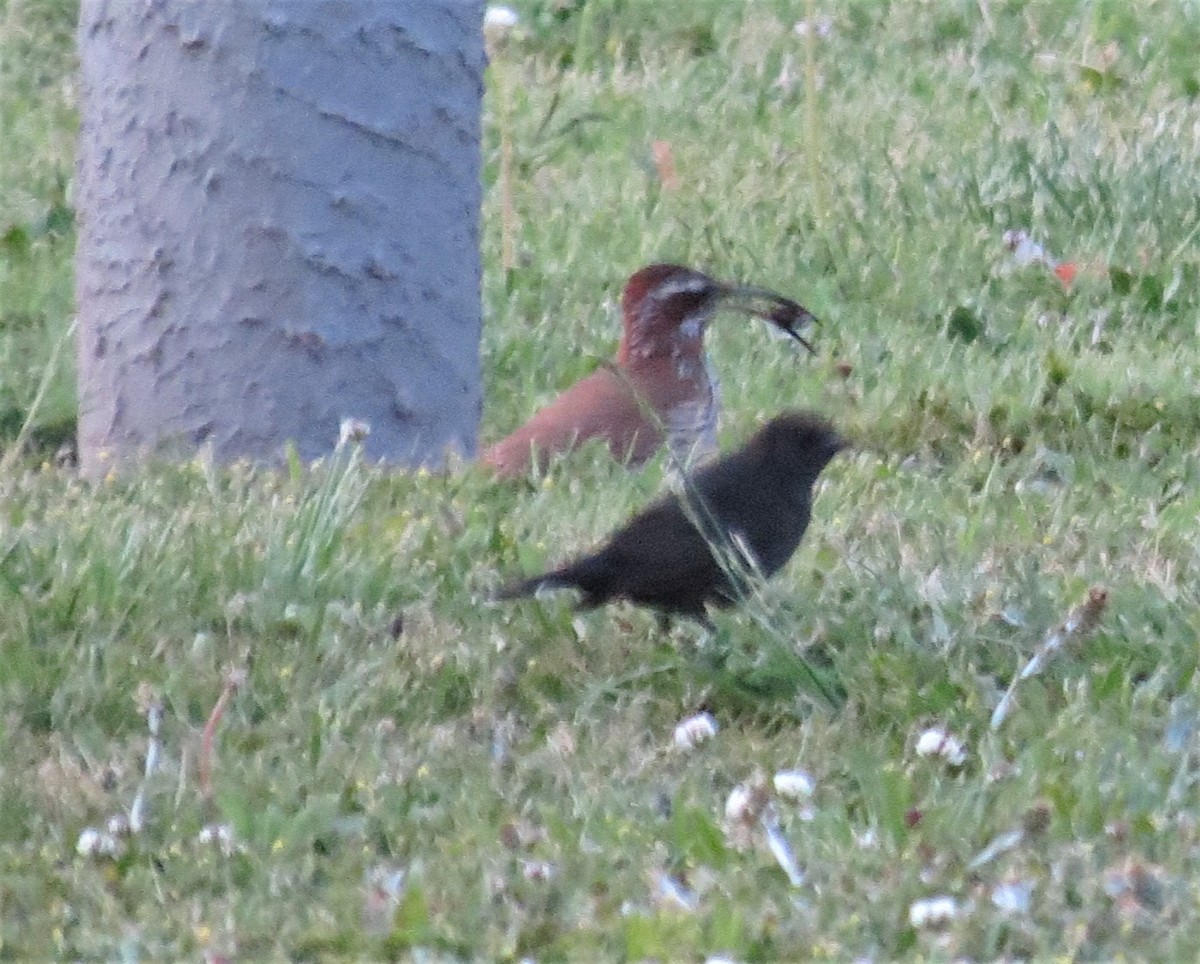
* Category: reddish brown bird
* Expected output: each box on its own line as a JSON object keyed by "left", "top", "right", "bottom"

{"left": 482, "top": 264, "right": 817, "bottom": 478}
{"left": 496, "top": 410, "right": 847, "bottom": 622}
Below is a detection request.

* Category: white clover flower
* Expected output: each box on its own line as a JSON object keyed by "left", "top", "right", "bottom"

{"left": 724, "top": 783, "right": 755, "bottom": 823}
{"left": 338, "top": 417, "right": 371, "bottom": 446}
{"left": 76, "top": 827, "right": 102, "bottom": 857}
{"left": 991, "top": 879, "right": 1033, "bottom": 915}
{"left": 772, "top": 769, "right": 816, "bottom": 800}
{"left": 197, "top": 823, "right": 236, "bottom": 855}
{"left": 793, "top": 16, "right": 833, "bottom": 38}
{"left": 1002, "top": 228, "right": 1053, "bottom": 265}
{"left": 76, "top": 826, "right": 121, "bottom": 858}
{"left": 674, "top": 711, "right": 718, "bottom": 750}
{"left": 521, "top": 859, "right": 556, "bottom": 882}
{"left": 915, "top": 726, "right": 968, "bottom": 767}
{"left": 909, "top": 895, "right": 960, "bottom": 928}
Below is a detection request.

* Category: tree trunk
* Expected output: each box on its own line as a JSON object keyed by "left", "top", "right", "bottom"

{"left": 75, "top": 0, "right": 483, "bottom": 475}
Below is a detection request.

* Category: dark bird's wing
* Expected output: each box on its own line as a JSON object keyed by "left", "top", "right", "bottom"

{"left": 495, "top": 497, "right": 722, "bottom": 619}
{"left": 572, "top": 497, "right": 726, "bottom": 616}
{"left": 677, "top": 446, "right": 814, "bottom": 578}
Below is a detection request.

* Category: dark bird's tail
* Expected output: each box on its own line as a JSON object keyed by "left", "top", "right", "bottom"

{"left": 492, "top": 572, "right": 570, "bottom": 601}
{"left": 494, "top": 554, "right": 612, "bottom": 605}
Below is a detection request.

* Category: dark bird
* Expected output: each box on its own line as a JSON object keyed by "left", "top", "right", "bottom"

{"left": 482, "top": 264, "right": 817, "bottom": 478}
{"left": 496, "top": 411, "right": 846, "bottom": 622}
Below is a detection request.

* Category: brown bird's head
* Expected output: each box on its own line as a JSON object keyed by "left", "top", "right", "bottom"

{"left": 753, "top": 410, "right": 849, "bottom": 480}
{"left": 617, "top": 264, "right": 819, "bottom": 365}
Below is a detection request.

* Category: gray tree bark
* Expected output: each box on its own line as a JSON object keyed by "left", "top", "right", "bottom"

{"left": 75, "top": 0, "right": 483, "bottom": 475}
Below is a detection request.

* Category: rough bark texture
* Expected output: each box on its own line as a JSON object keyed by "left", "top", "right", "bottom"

{"left": 75, "top": 0, "right": 483, "bottom": 475}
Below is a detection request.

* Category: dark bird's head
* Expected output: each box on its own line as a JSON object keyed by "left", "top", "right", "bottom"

{"left": 752, "top": 410, "right": 848, "bottom": 480}
{"left": 618, "top": 264, "right": 819, "bottom": 364}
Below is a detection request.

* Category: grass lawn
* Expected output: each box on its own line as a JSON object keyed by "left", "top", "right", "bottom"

{"left": 3, "top": 0, "right": 1200, "bottom": 958}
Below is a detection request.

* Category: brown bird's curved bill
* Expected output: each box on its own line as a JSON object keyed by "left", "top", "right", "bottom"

{"left": 718, "top": 284, "right": 819, "bottom": 355}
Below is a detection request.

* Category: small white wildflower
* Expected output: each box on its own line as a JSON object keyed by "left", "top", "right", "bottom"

{"left": 723, "top": 775, "right": 772, "bottom": 848}
{"left": 484, "top": 5, "right": 519, "bottom": 30}
{"left": 991, "top": 879, "right": 1034, "bottom": 915}
{"left": 106, "top": 813, "right": 131, "bottom": 837}
{"left": 674, "top": 712, "right": 718, "bottom": 750}
{"left": 521, "top": 859, "right": 556, "bottom": 882}
{"left": 76, "top": 827, "right": 102, "bottom": 857}
{"left": 793, "top": 16, "right": 834, "bottom": 38}
{"left": 197, "top": 823, "right": 236, "bottom": 855}
{"left": 77, "top": 826, "right": 122, "bottom": 858}
{"left": 1002, "top": 228, "right": 1057, "bottom": 267}
{"left": 909, "top": 895, "right": 960, "bottom": 928}
{"left": 337, "top": 417, "right": 371, "bottom": 446}
{"left": 915, "top": 726, "right": 968, "bottom": 767}
{"left": 773, "top": 769, "right": 816, "bottom": 801}
{"left": 724, "top": 783, "right": 755, "bottom": 823}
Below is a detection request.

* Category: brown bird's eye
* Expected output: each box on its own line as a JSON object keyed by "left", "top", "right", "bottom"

{"left": 665, "top": 292, "right": 709, "bottom": 317}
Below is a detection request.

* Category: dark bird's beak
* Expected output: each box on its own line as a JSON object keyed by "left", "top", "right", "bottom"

{"left": 717, "top": 284, "right": 820, "bottom": 355}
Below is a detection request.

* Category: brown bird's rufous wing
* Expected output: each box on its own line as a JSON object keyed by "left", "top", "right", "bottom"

{"left": 481, "top": 366, "right": 663, "bottom": 478}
